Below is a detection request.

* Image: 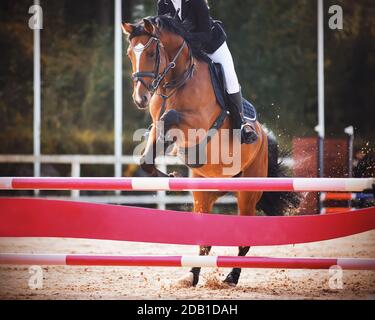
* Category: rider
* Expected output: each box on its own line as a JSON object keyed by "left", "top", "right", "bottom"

{"left": 156, "top": 0, "right": 258, "bottom": 144}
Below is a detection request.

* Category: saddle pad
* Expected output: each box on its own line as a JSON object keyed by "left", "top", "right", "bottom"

{"left": 208, "top": 61, "right": 227, "bottom": 110}
{"left": 242, "top": 98, "right": 257, "bottom": 121}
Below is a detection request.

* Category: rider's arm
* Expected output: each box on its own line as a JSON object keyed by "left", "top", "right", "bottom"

{"left": 157, "top": 0, "right": 168, "bottom": 16}
{"left": 191, "top": 0, "right": 210, "bottom": 33}
{"left": 190, "top": 0, "right": 211, "bottom": 42}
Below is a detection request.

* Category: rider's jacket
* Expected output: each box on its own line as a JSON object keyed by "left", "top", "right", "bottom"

{"left": 157, "top": 0, "right": 227, "bottom": 53}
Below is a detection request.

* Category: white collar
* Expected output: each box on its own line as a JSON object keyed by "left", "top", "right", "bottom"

{"left": 170, "top": 0, "right": 182, "bottom": 19}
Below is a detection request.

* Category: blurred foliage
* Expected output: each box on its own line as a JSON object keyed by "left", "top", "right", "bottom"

{"left": 0, "top": 0, "right": 374, "bottom": 157}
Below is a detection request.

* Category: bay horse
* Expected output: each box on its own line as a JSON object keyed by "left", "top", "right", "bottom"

{"left": 122, "top": 16, "right": 299, "bottom": 287}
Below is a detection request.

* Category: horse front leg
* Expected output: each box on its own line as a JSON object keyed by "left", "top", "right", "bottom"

{"left": 177, "top": 244, "right": 212, "bottom": 287}
{"left": 140, "top": 110, "right": 181, "bottom": 177}
{"left": 223, "top": 246, "right": 250, "bottom": 286}
{"left": 177, "top": 189, "right": 223, "bottom": 287}
{"left": 223, "top": 191, "right": 260, "bottom": 286}
{"left": 140, "top": 124, "right": 169, "bottom": 177}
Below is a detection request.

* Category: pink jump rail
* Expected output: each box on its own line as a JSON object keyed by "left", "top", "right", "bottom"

{"left": 1, "top": 254, "right": 374, "bottom": 270}
{"left": 0, "top": 177, "right": 374, "bottom": 192}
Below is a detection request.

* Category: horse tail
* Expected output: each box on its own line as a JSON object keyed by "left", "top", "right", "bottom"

{"left": 256, "top": 133, "right": 301, "bottom": 216}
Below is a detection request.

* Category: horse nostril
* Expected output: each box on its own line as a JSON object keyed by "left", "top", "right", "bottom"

{"left": 134, "top": 94, "right": 149, "bottom": 109}
{"left": 142, "top": 95, "right": 149, "bottom": 105}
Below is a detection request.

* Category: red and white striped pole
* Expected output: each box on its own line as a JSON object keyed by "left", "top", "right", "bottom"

{"left": 1, "top": 254, "right": 374, "bottom": 270}
{"left": 0, "top": 177, "right": 374, "bottom": 192}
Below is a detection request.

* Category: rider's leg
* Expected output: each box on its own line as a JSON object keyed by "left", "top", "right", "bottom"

{"left": 207, "top": 42, "right": 240, "bottom": 94}
{"left": 207, "top": 42, "right": 257, "bottom": 144}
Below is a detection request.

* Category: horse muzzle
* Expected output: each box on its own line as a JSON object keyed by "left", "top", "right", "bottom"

{"left": 133, "top": 93, "right": 150, "bottom": 110}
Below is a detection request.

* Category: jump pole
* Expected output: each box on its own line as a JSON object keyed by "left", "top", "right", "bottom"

{"left": 321, "top": 192, "right": 374, "bottom": 201}
{"left": 0, "top": 177, "right": 374, "bottom": 192}
{"left": 1, "top": 254, "right": 374, "bottom": 270}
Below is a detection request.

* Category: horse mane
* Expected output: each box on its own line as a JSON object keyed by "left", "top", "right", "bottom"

{"left": 128, "top": 15, "right": 207, "bottom": 61}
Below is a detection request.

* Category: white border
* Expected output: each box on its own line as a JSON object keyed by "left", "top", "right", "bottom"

{"left": 0, "top": 254, "right": 67, "bottom": 265}
{"left": 181, "top": 256, "right": 218, "bottom": 268}
{"left": 0, "top": 177, "right": 12, "bottom": 189}
{"left": 131, "top": 178, "right": 170, "bottom": 190}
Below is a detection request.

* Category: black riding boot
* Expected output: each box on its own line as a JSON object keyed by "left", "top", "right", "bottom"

{"left": 228, "top": 92, "right": 258, "bottom": 144}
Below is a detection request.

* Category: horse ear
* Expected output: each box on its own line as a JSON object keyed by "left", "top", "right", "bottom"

{"left": 122, "top": 23, "right": 134, "bottom": 35}
{"left": 143, "top": 18, "right": 156, "bottom": 34}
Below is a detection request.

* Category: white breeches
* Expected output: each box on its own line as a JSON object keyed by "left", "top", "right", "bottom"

{"left": 207, "top": 42, "right": 240, "bottom": 94}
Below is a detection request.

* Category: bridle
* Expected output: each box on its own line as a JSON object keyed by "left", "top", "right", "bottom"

{"left": 131, "top": 36, "right": 162, "bottom": 93}
{"left": 130, "top": 34, "right": 195, "bottom": 115}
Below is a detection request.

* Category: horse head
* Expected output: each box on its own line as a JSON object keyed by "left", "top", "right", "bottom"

{"left": 122, "top": 16, "right": 193, "bottom": 110}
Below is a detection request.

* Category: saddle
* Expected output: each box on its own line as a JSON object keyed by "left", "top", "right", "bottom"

{"left": 205, "top": 57, "right": 257, "bottom": 124}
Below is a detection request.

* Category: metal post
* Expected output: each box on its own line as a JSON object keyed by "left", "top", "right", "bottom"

{"left": 33, "top": 0, "right": 41, "bottom": 180}
{"left": 317, "top": 0, "right": 325, "bottom": 178}
{"left": 71, "top": 160, "right": 81, "bottom": 199}
{"left": 114, "top": 0, "right": 123, "bottom": 184}
{"left": 344, "top": 126, "right": 354, "bottom": 178}
{"left": 344, "top": 126, "right": 354, "bottom": 209}
{"left": 316, "top": 0, "right": 325, "bottom": 213}
{"left": 32, "top": 0, "right": 42, "bottom": 197}
{"left": 157, "top": 163, "right": 167, "bottom": 210}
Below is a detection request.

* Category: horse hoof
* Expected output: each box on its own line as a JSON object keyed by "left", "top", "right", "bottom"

{"left": 222, "top": 280, "right": 237, "bottom": 288}
{"left": 176, "top": 272, "right": 195, "bottom": 287}
{"left": 223, "top": 273, "right": 239, "bottom": 287}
